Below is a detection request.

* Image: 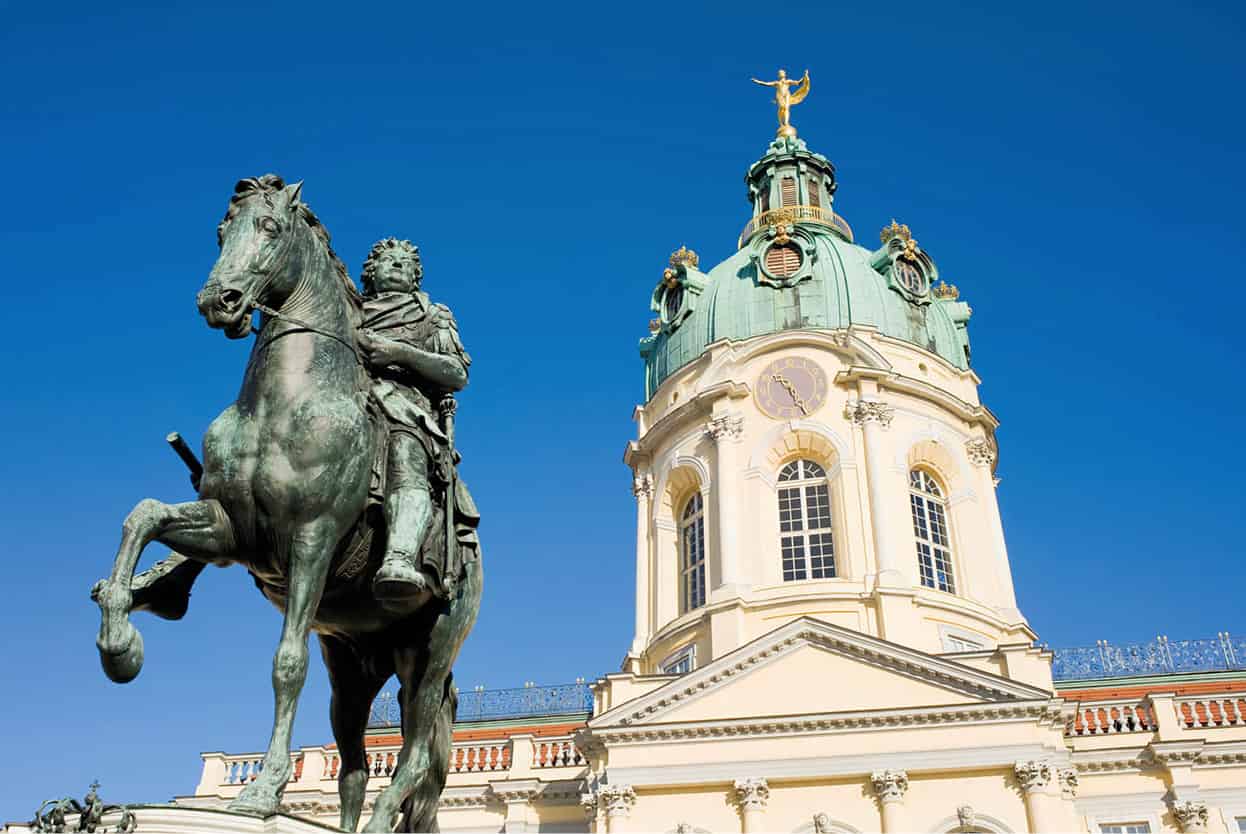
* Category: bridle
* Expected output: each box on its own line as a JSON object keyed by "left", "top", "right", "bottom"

{"left": 251, "top": 299, "right": 365, "bottom": 368}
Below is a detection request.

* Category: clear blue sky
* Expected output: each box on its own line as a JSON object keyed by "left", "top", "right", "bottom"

{"left": 2, "top": 0, "right": 1243, "bottom": 820}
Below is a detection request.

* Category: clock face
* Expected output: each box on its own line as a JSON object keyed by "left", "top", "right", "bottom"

{"left": 756, "top": 357, "right": 828, "bottom": 419}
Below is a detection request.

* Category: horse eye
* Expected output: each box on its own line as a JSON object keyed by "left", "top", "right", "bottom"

{"left": 258, "top": 216, "right": 281, "bottom": 236}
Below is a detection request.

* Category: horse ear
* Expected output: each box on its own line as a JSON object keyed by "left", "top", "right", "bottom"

{"left": 287, "top": 181, "right": 304, "bottom": 210}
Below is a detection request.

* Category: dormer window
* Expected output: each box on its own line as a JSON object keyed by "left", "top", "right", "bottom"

{"left": 764, "top": 243, "right": 802, "bottom": 278}
{"left": 663, "top": 284, "right": 685, "bottom": 321}
{"left": 807, "top": 177, "right": 820, "bottom": 208}
{"left": 781, "top": 176, "right": 797, "bottom": 207}
{"left": 894, "top": 259, "right": 927, "bottom": 296}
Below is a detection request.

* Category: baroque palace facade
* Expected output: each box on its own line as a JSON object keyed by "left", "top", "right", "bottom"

{"left": 172, "top": 119, "right": 1246, "bottom": 832}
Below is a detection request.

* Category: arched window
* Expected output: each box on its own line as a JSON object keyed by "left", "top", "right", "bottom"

{"left": 909, "top": 469, "right": 955, "bottom": 592}
{"left": 680, "top": 492, "right": 706, "bottom": 612}
{"left": 778, "top": 459, "right": 835, "bottom": 581}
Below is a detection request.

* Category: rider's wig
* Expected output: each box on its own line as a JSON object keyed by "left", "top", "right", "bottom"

{"left": 361, "top": 238, "right": 423, "bottom": 296}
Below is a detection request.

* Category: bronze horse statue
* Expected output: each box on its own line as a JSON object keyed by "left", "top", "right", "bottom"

{"left": 91, "top": 176, "right": 482, "bottom": 832}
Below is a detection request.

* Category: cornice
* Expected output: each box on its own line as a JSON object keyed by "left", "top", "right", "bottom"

{"left": 834, "top": 367, "right": 999, "bottom": 431}
{"left": 631, "top": 380, "right": 751, "bottom": 456}
{"left": 582, "top": 699, "right": 1065, "bottom": 748}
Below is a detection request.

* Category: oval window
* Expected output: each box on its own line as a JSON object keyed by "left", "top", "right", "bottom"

{"left": 664, "top": 284, "right": 685, "bottom": 320}
{"left": 764, "top": 244, "right": 802, "bottom": 278}
{"left": 894, "top": 259, "right": 926, "bottom": 295}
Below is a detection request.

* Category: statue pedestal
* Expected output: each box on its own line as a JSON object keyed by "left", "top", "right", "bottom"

{"left": 4, "top": 805, "right": 340, "bottom": 833}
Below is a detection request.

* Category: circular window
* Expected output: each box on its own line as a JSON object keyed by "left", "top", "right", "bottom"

{"left": 663, "top": 284, "right": 685, "bottom": 321}
{"left": 894, "top": 259, "right": 926, "bottom": 295}
{"left": 764, "top": 243, "right": 802, "bottom": 278}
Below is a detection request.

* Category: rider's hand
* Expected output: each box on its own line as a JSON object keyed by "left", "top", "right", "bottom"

{"left": 359, "top": 330, "right": 404, "bottom": 368}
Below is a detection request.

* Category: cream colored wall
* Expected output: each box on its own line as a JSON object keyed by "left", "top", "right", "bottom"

{"left": 627, "top": 326, "right": 1032, "bottom": 677}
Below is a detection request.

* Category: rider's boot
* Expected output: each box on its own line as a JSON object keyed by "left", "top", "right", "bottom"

{"left": 373, "top": 487, "right": 435, "bottom": 607}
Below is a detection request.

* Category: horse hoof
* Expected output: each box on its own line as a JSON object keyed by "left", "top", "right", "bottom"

{"left": 228, "top": 788, "right": 280, "bottom": 818}
{"left": 97, "top": 624, "right": 144, "bottom": 683}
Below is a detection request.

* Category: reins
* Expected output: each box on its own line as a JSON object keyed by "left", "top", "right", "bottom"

{"left": 251, "top": 301, "right": 366, "bottom": 368}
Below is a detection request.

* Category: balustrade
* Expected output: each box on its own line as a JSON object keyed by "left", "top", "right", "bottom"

{"left": 220, "top": 753, "right": 302, "bottom": 785}
{"left": 533, "top": 737, "right": 583, "bottom": 768}
{"left": 1176, "top": 695, "right": 1246, "bottom": 729}
{"left": 450, "top": 740, "right": 511, "bottom": 773}
{"left": 1066, "top": 701, "right": 1156, "bottom": 736}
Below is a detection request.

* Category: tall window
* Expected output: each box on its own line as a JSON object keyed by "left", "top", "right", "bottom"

{"left": 781, "top": 176, "right": 797, "bottom": 206}
{"left": 778, "top": 459, "right": 835, "bottom": 581}
{"left": 680, "top": 493, "right": 706, "bottom": 612}
{"left": 909, "top": 469, "right": 955, "bottom": 593}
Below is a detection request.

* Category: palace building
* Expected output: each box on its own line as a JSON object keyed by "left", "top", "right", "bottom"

{"left": 172, "top": 110, "right": 1246, "bottom": 833}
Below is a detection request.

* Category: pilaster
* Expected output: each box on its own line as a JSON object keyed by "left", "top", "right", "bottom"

{"left": 733, "top": 777, "right": 770, "bottom": 833}
{"left": 965, "top": 435, "right": 1021, "bottom": 617}
{"left": 491, "top": 780, "right": 541, "bottom": 834}
{"left": 870, "top": 769, "right": 908, "bottom": 832}
{"left": 1014, "top": 760, "right": 1060, "bottom": 833}
{"left": 705, "top": 413, "right": 745, "bottom": 595}
{"left": 630, "top": 469, "right": 654, "bottom": 658}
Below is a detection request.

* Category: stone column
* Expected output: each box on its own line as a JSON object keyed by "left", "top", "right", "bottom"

{"left": 1015, "top": 760, "right": 1058, "bottom": 832}
{"left": 599, "top": 784, "right": 636, "bottom": 834}
{"left": 847, "top": 400, "right": 903, "bottom": 586}
{"left": 580, "top": 790, "right": 600, "bottom": 834}
{"left": 870, "top": 769, "right": 908, "bottom": 832}
{"left": 1171, "top": 799, "right": 1210, "bottom": 833}
{"left": 630, "top": 471, "right": 654, "bottom": 659}
{"left": 705, "top": 414, "right": 744, "bottom": 591}
{"left": 492, "top": 782, "right": 540, "bottom": 833}
{"left": 733, "top": 777, "right": 770, "bottom": 833}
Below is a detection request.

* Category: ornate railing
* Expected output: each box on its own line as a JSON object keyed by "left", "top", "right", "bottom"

{"left": 738, "top": 205, "right": 854, "bottom": 247}
{"left": 1052, "top": 633, "right": 1246, "bottom": 681}
{"left": 368, "top": 682, "right": 593, "bottom": 727}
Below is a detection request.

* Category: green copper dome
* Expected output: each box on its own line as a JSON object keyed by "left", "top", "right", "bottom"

{"left": 640, "top": 135, "right": 972, "bottom": 399}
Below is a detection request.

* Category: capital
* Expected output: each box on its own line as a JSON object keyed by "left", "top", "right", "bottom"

{"left": 1171, "top": 800, "right": 1209, "bottom": 833}
{"left": 1013, "top": 760, "right": 1052, "bottom": 794}
{"left": 705, "top": 415, "right": 744, "bottom": 442}
{"left": 965, "top": 437, "right": 996, "bottom": 467}
{"left": 846, "top": 400, "right": 894, "bottom": 428}
{"left": 631, "top": 473, "right": 653, "bottom": 500}
{"left": 1057, "top": 767, "right": 1078, "bottom": 799}
{"left": 733, "top": 777, "right": 770, "bottom": 811}
{"left": 598, "top": 784, "right": 636, "bottom": 818}
{"left": 870, "top": 769, "right": 908, "bottom": 803}
{"left": 956, "top": 806, "right": 976, "bottom": 830}
{"left": 580, "top": 791, "right": 598, "bottom": 822}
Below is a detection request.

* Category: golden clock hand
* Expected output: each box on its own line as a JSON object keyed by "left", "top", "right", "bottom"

{"left": 771, "top": 373, "right": 810, "bottom": 415}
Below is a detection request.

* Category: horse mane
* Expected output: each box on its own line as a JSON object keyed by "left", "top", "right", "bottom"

{"left": 218, "top": 174, "right": 362, "bottom": 315}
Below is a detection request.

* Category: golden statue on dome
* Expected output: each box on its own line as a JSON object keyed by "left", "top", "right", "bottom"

{"left": 751, "top": 69, "right": 810, "bottom": 137}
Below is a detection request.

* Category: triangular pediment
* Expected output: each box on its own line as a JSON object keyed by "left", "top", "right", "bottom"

{"left": 592, "top": 618, "right": 1051, "bottom": 728}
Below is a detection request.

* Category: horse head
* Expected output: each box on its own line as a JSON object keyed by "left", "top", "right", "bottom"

{"left": 198, "top": 174, "right": 311, "bottom": 338}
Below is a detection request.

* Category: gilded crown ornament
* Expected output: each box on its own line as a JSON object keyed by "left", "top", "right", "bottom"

{"left": 932, "top": 282, "right": 960, "bottom": 300}
{"left": 879, "top": 219, "right": 912, "bottom": 244}
{"left": 752, "top": 69, "right": 810, "bottom": 137}
{"left": 669, "top": 245, "right": 699, "bottom": 269}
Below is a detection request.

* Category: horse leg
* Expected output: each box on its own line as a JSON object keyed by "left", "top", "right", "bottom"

{"left": 320, "top": 635, "right": 391, "bottom": 832}
{"left": 362, "top": 562, "right": 482, "bottom": 833}
{"left": 93, "top": 498, "right": 235, "bottom": 683}
{"left": 230, "top": 522, "right": 334, "bottom": 816}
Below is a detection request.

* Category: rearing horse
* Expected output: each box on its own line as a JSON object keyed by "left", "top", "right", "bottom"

{"left": 92, "top": 176, "right": 482, "bottom": 832}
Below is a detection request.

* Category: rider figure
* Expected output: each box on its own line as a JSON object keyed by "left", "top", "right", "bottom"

{"left": 357, "top": 238, "right": 470, "bottom": 604}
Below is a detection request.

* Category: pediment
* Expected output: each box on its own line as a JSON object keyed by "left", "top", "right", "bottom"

{"left": 592, "top": 618, "right": 1051, "bottom": 728}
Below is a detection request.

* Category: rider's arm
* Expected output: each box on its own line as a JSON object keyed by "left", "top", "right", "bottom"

{"left": 387, "top": 344, "right": 467, "bottom": 392}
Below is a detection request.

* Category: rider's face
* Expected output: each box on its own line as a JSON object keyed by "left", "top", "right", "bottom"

{"left": 373, "top": 253, "right": 420, "bottom": 294}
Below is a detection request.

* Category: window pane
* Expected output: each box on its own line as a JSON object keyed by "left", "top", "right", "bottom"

{"left": 809, "top": 532, "right": 835, "bottom": 578}
{"left": 801, "top": 459, "right": 826, "bottom": 479}
{"left": 778, "top": 461, "right": 801, "bottom": 482}
{"left": 805, "top": 483, "right": 832, "bottom": 530}
{"left": 779, "top": 487, "right": 804, "bottom": 532}
{"left": 917, "top": 542, "right": 936, "bottom": 589}
{"left": 910, "top": 493, "right": 929, "bottom": 539}
{"left": 927, "top": 500, "right": 950, "bottom": 547}
{"left": 781, "top": 535, "right": 807, "bottom": 581}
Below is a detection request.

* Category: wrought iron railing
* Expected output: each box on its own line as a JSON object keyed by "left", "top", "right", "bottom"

{"left": 1052, "top": 632, "right": 1246, "bottom": 681}
{"left": 738, "top": 205, "right": 855, "bottom": 248}
{"left": 368, "top": 682, "right": 593, "bottom": 728}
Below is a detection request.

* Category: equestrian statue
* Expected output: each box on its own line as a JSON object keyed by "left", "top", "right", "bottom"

{"left": 90, "top": 175, "right": 482, "bottom": 832}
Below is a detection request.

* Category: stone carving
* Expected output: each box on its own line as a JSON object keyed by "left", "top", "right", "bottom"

{"left": 579, "top": 791, "right": 598, "bottom": 822}
{"left": 812, "top": 812, "right": 833, "bottom": 833}
{"left": 870, "top": 769, "right": 909, "bottom": 803}
{"left": 1057, "top": 767, "right": 1079, "bottom": 799}
{"left": 965, "top": 438, "right": 996, "bottom": 467}
{"left": 32, "top": 782, "right": 135, "bottom": 833}
{"left": 846, "top": 400, "right": 895, "bottom": 428}
{"left": 1171, "top": 800, "right": 1209, "bottom": 833}
{"left": 956, "top": 805, "right": 975, "bottom": 830}
{"left": 674, "top": 824, "right": 693, "bottom": 834}
{"left": 1013, "top": 760, "right": 1052, "bottom": 793}
{"left": 705, "top": 414, "right": 745, "bottom": 441}
{"left": 599, "top": 785, "right": 636, "bottom": 818}
{"left": 89, "top": 176, "right": 483, "bottom": 832}
{"left": 632, "top": 473, "right": 654, "bottom": 500}
{"left": 733, "top": 777, "right": 770, "bottom": 811}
